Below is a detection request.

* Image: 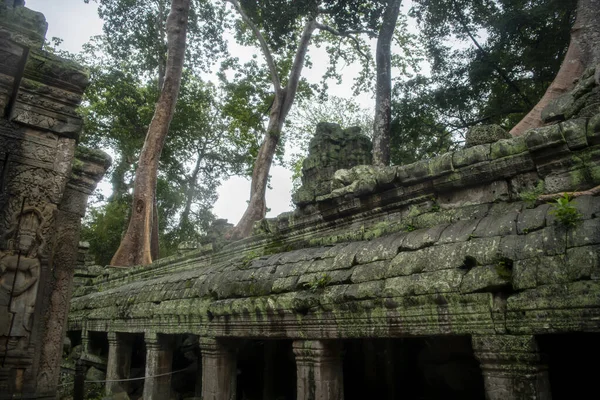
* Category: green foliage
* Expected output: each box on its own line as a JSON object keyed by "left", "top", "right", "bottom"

{"left": 549, "top": 193, "right": 582, "bottom": 228}
{"left": 430, "top": 198, "right": 441, "bottom": 212}
{"left": 84, "top": 0, "right": 228, "bottom": 75}
{"left": 304, "top": 273, "right": 332, "bottom": 292}
{"left": 407, "top": 205, "right": 421, "bottom": 218}
{"left": 402, "top": 224, "right": 416, "bottom": 232}
{"left": 240, "top": 250, "right": 262, "bottom": 269}
{"left": 81, "top": 199, "right": 129, "bottom": 266}
{"left": 390, "top": 0, "right": 575, "bottom": 154}
{"left": 495, "top": 258, "right": 513, "bottom": 279}
{"left": 520, "top": 180, "right": 545, "bottom": 207}
{"left": 73, "top": 1, "right": 249, "bottom": 262}
{"left": 391, "top": 76, "right": 457, "bottom": 165}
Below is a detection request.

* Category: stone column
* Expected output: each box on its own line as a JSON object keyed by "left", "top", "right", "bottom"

{"left": 472, "top": 335, "right": 552, "bottom": 400}
{"left": 293, "top": 340, "right": 344, "bottom": 400}
{"left": 105, "top": 332, "right": 133, "bottom": 395}
{"left": 80, "top": 329, "right": 90, "bottom": 355}
{"left": 73, "top": 359, "right": 87, "bottom": 400}
{"left": 199, "top": 337, "right": 237, "bottom": 400}
{"left": 143, "top": 333, "right": 173, "bottom": 400}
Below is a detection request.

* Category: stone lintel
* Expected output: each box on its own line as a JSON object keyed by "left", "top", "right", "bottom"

{"left": 199, "top": 337, "right": 237, "bottom": 400}
{"left": 293, "top": 340, "right": 344, "bottom": 400}
{"left": 472, "top": 335, "right": 552, "bottom": 400}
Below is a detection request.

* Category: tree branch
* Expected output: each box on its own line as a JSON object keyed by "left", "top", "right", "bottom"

{"left": 536, "top": 185, "right": 600, "bottom": 204}
{"left": 451, "top": 1, "right": 533, "bottom": 107}
{"left": 226, "top": 0, "right": 281, "bottom": 91}
{"left": 282, "top": 17, "right": 317, "bottom": 115}
{"left": 315, "top": 22, "right": 371, "bottom": 61}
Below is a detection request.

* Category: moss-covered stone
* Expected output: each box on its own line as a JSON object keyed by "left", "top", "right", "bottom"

{"left": 465, "top": 124, "right": 510, "bottom": 148}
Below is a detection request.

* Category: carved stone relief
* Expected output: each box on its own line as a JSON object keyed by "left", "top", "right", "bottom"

{"left": 0, "top": 206, "right": 44, "bottom": 353}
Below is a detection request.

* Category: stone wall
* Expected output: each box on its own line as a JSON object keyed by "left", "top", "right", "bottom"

{"left": 0, "top": 4, "right": 108, "bottom": 398}
{"left": 70, "top": 66, "right": 600, "bottom": 341}
{"left": 67, "top": 65, "right": 600, "bottom": 400}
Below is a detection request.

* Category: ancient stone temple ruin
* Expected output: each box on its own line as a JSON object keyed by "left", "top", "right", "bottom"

{"left": 0, "top": 3, "right": 109, "bottom": 398}
{"left": 1, "top": 3, "right": 600, "bottom": 400}
{"left": 66, "top": 70, "right": 600, "bottom": 400}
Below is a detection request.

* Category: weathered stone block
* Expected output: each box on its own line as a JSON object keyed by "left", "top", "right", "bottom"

{"left": 438, "top": 219, "right": 480, "bottom": 243}
{"left": 567, "top": 218, "right": 600, "bottom": 247}
{"left": 588, "top": 112, "right": 600, "bottom": 145}
{"left": 473, "top": 212, "right": 517, "bottom": 238}
{"left": 383, "top": 269, "right": 466, "bottom": 297}
{"left": 350, "top": 260, "right": 389, "bottom": 283}
{"left": 396, "top": 159, "right": 430, "bottom": 185}
{"left": 490, "top": 136, "right": 528, "bottom": 159}
{"left": 465, "top": 124, "right": 510, "bottom": 148}
{"left": 541, "top": 93, "right": 574, "bottom": 123}
{"left": 374, "top": 166, "right": 397, "bottom": 187}
{"left": 464, "top": 237, "right": 501, "bottom": 265}
{"left": 566, "top": 245, "right": 600, "bottom": 280}
{"left": 437, "top": 181, "right": 509, "bottom": 209}
{"left": 561, "top": 118, "right": 588, "bottom": 150}
{"left": 272, "top": 276, "right": 299, "bottom": 294}
{"left": 525, "top": 124, "right": 568, "bottom": 157}
{"left": 516, "top": 205, "right": 549, "bottom": 234}
{"left": 398, "top": 224, "right": 449, "bottom": 251}
{"left": 355, "top": 235, "right": 401, "bottom": 264}
{"left": 387, "top": 242, "right": 467, "bottom": 277}
{"left": 460, "top": 265, "right": 510, "bottom": 293}
{"left": 428, "top": 151, "right": 454, "bottom": 177}
{"left": 512, "top": 258, "right": 538, "bottom": 290}
{"left": 453, "top": 144, "right": 491, "bottom": 168}
{"left": 509, "top": 172, "right": 542, "bottom": 201}
{"left": 344, "top": 281, "right": 384, "bottom": 300}
{"left": 543, "top": 167, "right": 592, "bottom": 193}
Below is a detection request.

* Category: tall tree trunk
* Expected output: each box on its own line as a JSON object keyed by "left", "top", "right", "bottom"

{"left": 230, "top": 95, "right": 285, "bottom": 239}
{"left": 151, "top": 0, "right": 168, "bottom": 260}
{"left": 180, "top": 147, "right": 205, "bottom": 227}
{"left": 510, "top": 0, "right": 600, "bottom": 136}
{"left": 226, "top": 1, "right": 316, "bottom": 239}
{"left": 111, "top": 0, "right": 190, "bottom": 266}
{"left": 372, "top": 0, "right": 401, "bottom": 166}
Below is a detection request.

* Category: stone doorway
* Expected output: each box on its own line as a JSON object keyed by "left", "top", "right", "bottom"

{"left": 343, "top": 336, "right": 485, "bottom": 400}
{"left": 537, "top": 333, "right": 600, "bottom": 399}
{"left": 236, "top": 339, "right": 296, "bottom": 400}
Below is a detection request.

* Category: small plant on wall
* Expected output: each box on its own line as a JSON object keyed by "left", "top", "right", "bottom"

{"left": 304, "top": 273, "right": 332, "bottom": 292}
{"left": 550, "top": 193, "right": 582, "bottom": 228}
{"left": 520, "top": 180, "right": 545, "bottom": 207}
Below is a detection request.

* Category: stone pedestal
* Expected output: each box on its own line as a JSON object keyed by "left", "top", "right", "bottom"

{"left": 105, "top": 332, "right": 133, "bottom": 395}
{"left": 293, "top": 340, "right": 344, "bottom": 400}
{"left": 199, "top": 337, "right": 237, "bottom": 400}
{"left": 143, "top": 333, "right": 173, "bottom": 400}
{"left": 472, "top": 335, "right": 552, "bottom": 400}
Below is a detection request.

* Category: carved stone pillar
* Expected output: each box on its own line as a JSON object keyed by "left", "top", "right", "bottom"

{"left": 0, "top": 3, "right": 104, "bottom": 398}
{"left": 199, "top": 337, "right": 237, "bottom": 400}
{"left": 80, "top": 328, "right": 90, "bottom": 356}
{"left": 37, "top": 149, "right": 110, "bottom": 394}
{"left": 105, "top": 332, "right": 133, "bottom": 395}
{"left": 143, "top": 333, "right": 174, "bottom": 400}
{"left": 472, "top": 335, "right": 552, "bottom": 400}
{"left": 293, "top": 340, "right": 344, "bottom": 400}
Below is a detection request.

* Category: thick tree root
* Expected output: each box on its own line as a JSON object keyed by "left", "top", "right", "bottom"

{"left": 535, "top": 184, "right": 600, "bottom": 204}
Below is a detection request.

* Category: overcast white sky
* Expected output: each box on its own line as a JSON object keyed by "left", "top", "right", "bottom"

{"left": 24, "top": 0, "right": 378, "bottom": 225}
